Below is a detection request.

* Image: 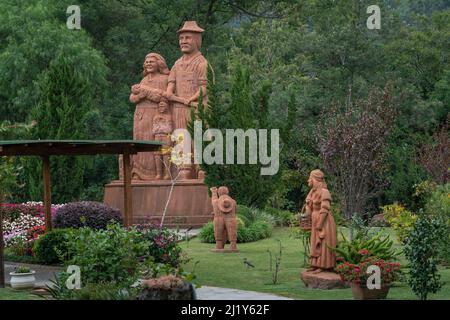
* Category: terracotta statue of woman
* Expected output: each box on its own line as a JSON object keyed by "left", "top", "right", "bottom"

{"left": 129, "top": 53, "right": 170, "bottom": 180}
{"left": 304, "top": 169, "right": 337, "bottom": 273}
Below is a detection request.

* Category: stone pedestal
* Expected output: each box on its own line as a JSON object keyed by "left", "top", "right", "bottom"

{"left": 300, "top": 270, "right": 347, "bottom": 290}
{"left": 103, "top": 179, "right": 213, "bottom": 228}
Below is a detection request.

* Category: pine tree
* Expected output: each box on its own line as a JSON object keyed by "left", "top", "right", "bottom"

{"left": 190, "top": 64, "right": 292, "bottom": 208}
{"left": 26, "top": 54, "right": 93, "bottom": 203}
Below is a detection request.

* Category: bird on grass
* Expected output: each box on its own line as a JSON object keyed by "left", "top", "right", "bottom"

{"left": 243, "top": 258, "right": 255, "bottom": 268}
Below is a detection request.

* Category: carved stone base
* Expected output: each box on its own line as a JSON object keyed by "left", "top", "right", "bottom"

{"left": 300, "top": 270, "right": 347, "bottom": 290}
{"left": 103, "top": 179, "right": 213, "bottom": 228}
{"left": 210, "top": 249, "right": 239, "bottom": 253}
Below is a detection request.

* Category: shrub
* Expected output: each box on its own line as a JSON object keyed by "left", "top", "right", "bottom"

{"left": 264, "top": 207, "right": 294, "bottom": 227}
{"left": 199, "top": 220, "right": 272, "bottom": 244}
{"left": 199, "top": 205, "right": 274, "bottom": 243}
{"left": 53, "top": 201, "right": 122, "bottom": 230}
{"left": 237, "top": 206, "right": 276, "bottom": 226}
{"left": 404, "top": 213, "right": 446, "bottom": 300}
{"left": 33, "top": 228, "right": 72, "bottom": 265}
{"left": 237, "top": 220, "right": 272, "bottom": 242}
{"left": 382, "top": 203, "right": 417, "bottom": 243}
{"left": 334, "top": 228, "right": 401, "bottom": 264}
{"left": 198, "top": 222, "right": 215, "bottom": 243}
{"left": 0, "top": 203, "right": 42, "bottom": 220}
{"left": 135, "top": 224, "right": 185, "bottom": 268}
{"left": 425, "top": 183, "right": 450, "bottom": 263}
{"left": 69, "top": 282, "right": 137, "bottom": 300}
{"left": 46, "top": 273, "right": 137, "bottom": 300}
{"left": 64, "top": 223, "right": 149, "bottom": 287}
{"left": 336, "top": 258, "right": 402, "bottom": 286}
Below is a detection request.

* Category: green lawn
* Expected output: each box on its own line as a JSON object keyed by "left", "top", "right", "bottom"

{"left": 180, "top": 227, "right": 450, "bottom": 300}
{"left": 0, "top": 288, "right": 40, "bottom": 300}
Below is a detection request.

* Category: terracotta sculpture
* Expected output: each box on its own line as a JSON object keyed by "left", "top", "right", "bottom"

{"left": 304, "top": 169, "right": 337, "bottom": 272}
{"left": 211, "top": 186, "right": 238, "bottom": 252}
{"left": 152, "top": 102, "right": 173, "bottom": 180}
{"left": 129, "top": 52, "right": 170, "bottom": 180}
{"left": 165, "top": 21, "right": 208, "bottom": 179}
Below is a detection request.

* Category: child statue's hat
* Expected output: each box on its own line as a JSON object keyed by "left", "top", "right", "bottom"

{"left": 177, "top": 21, "right": 204, "bottom": 34}
{"left": 218, "top": 195, "right": 234, "bottom": 214}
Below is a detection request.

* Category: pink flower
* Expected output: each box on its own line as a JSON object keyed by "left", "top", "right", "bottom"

{"left": 358, "top": 249, "right": 369, "bottom": 255}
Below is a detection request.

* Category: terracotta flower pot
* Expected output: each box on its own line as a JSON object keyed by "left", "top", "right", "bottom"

{"left": 351, "top": 283, "right": 390, "bottom": 300}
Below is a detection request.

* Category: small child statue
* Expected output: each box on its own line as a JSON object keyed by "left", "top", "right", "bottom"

{"left": 210, "top": 186, "right": 238, "bottom": 253}
{"left": 152, "top": 99, "right": 173, "bottom": 180}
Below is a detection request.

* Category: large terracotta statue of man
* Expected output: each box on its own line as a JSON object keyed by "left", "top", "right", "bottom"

{"left": 165, "top": 21, "right": 208, "bottom": 130}
{"left": 304, "top": 169, "right": 337, "bottom": 273}
{"left": 165, "top": 21, "right": 208, "bottom": 180}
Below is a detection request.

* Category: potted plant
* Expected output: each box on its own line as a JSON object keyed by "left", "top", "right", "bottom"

{"left": 336, "top": 257, "right": 401, "bottom": 299}
{"left": 9, "top": 265, "right": 36, "bottom": 289}
{"left": 333, "top": 224, "right": 403, "bottom": 299}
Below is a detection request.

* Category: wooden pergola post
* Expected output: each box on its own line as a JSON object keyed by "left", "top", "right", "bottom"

{"left": 122, "top": 148, "right": 133, "bottom": 227}
{"left": 42, "top": 155, "right": 52, "bottom": 231}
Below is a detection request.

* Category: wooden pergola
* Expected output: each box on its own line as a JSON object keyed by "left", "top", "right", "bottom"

{"left": 0, "top": 140, "right": 161, "bottom": 287}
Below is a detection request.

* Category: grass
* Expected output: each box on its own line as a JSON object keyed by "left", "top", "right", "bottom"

{"left": 180, "top": 227, "right": 450, "bottom": 300}
{"left": 0, "top": 287, "right": 41, "bottom": 300}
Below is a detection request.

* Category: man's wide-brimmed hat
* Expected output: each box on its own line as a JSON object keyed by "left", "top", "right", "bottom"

{"left": 177, "top": 21, "right": 205, "bottom": 34}
{"left": 218, "top": 195, "right": 234, "bottom": 214}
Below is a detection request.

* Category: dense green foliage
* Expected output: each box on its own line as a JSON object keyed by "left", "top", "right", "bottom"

{"left": 25, "top": 54, "right": 103, "bottom": 203}
{"left": 425, "top": 184, "right": 450, "bottom": 263}
{"left": 334, "top": 228, "right": 401, "bottom": 264}
{"left": 64, "top": 224, "right": 149, "bottom": 287}
{"left": 33, "top": 228, "right": 72, "bottom": 265}
{"left": 199, "top": 205, "right": 274, "bottom": 243}
{"left": 135, "top": 224, "right": 185, "bottom": 268}
{"left": 404, "top": 214, "right": 447, "bottom": 300}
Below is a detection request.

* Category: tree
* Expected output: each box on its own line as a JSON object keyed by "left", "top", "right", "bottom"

{"left": 190, "top": 64, "right": 294, "bottom": 208}
{"left": 418, "top": 117, "right": 450, "bottom": 184}
{"left": 0, "top": 121, "right": 35, "bottom": 202}
{"left": 25, "top": 54, "right": 97, "bottom": 203}
{"left": 318, "top": 86, "right": 396, "bottom": 225}
{"left": 404, "top": 213, "right": 446, "bottom": 300}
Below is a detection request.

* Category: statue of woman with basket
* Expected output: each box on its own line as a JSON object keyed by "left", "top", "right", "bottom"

{"left": 301, "top": 169, "right": 337, "bottom": 273}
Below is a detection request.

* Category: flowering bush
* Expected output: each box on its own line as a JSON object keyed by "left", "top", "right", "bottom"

{"left": 1, "top": 202, "right": 63, "bottom": 256}
{"left": 336, "top": 258, "right": 402, "bottom": 286}
{"left": 382, "top": 203, "right": 417, "bottom": 243}
{"left": 136, "top": 224, "right": 185, "bottom": 267}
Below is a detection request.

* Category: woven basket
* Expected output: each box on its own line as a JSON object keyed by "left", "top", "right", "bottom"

{"left": 299, "top": 205, "right": 312, "bottom": 231}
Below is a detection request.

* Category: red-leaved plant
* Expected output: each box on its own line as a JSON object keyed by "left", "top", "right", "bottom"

{"left": 335, "top": 258, "right": 402, "bottom": 287}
